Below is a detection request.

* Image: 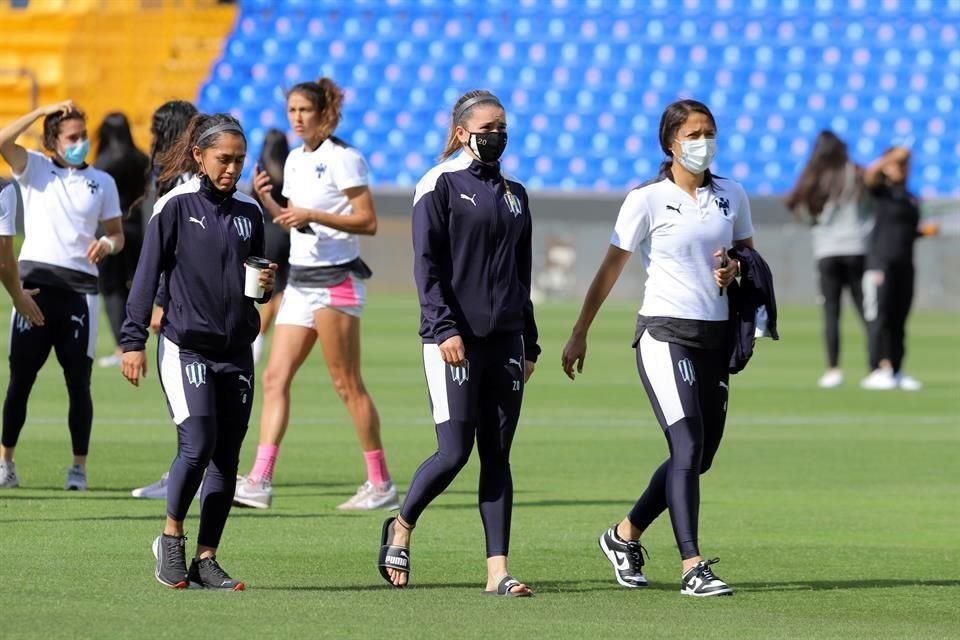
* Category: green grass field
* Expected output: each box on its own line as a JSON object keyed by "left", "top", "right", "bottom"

{"left": 1, "top": 294, "right": 957, "bottom": 639}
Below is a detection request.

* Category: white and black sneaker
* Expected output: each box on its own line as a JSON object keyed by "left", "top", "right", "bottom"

{"left": 681, "top": 557, "right": 733, "bottom": 597}
{"left": 598, "top": 525, "right": 648, "bottom": 588}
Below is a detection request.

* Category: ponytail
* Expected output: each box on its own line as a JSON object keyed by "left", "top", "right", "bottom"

{"left": 155, "top": 113, "right": 245, "bottom": 187}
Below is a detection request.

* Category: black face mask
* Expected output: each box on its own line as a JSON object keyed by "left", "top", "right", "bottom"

{"left": 468, "top": 131, "right": 507, "bottom": 163}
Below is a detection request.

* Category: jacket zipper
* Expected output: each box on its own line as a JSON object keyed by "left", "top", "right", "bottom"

{"left": 216, "top": 201, "right": 231, "bottom": 349}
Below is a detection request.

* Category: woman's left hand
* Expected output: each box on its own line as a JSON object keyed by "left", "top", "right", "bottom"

{"left": 274, "top": 207, "right": 314, "bottom": 230}
{"left": 524, "top": 360, "right": 535, "bottom": 383}
{"left": 259, "top": 263, "right": 279, "bottom": 294}
{"left": 86, "top": 238, "right": 111, "bottom": 264}
{"left": 714, "top": 250, "right": 739, "bottom": 289}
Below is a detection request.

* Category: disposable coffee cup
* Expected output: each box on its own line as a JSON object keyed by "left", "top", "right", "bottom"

{"left": 244, "top": 257, "right": 271, "bottom": 298}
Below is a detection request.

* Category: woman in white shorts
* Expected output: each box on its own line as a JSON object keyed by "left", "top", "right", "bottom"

{"left": 234, "top": 77, "right": 397, "bottom": 511}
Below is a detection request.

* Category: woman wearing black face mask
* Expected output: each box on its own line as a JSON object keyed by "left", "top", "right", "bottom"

{"left": 377, "top": 90, "right": 541, "bottom": 597}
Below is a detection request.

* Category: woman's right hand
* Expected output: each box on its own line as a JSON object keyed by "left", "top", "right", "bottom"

{"left": 41, "top": 100, "right": 76, "bottom": 117}
{"left": 121, "top": 350, "right": 148, "bottom": 387}
{"left": 561, "top": 331, "right": 588, "bottom": 380}
{"left": 438, "top": 335, "right": 466, "bottom": 367}
{"left": 253, "top": 164, "right": 274, "bottom": 200}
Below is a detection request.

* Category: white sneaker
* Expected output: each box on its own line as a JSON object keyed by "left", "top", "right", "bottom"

{"left": 818, "top": 369, "right": 844, "bottom": 388}
{"left": 337, "top": 480, "right": 400, "bottom": 511}
{"left": 97, "top": 353, "right": 122, "bottom": 368}
{"left": 233, "top": 475, "right": 272, "bottom": 509}
{"left": 0, "top": 461, "right": 19, "bottom": 488}
{"left": 861, "top": 368, "right": 897, "bottom": 390}
{"left": 895, "top": 373, "right": 923, "bottom": 391}
{"left": 65, "top": 464, "right": 87, "bottom": 491}
{"left": 132, "top": 473, "right": 170, "bottom": 499}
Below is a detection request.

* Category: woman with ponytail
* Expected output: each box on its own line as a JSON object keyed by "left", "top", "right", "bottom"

{"left": 120, "top": 113, "right": 277, "bottom": 590}
{"left": 235, "top": 78, "right": 397, "bottom": 512}
{"left": 377, "top": 90, "right": 540, "bottom": 597}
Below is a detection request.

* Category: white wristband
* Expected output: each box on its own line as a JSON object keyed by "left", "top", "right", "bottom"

{"left": 100, "top": 236, "right": 117, "bottom": 255}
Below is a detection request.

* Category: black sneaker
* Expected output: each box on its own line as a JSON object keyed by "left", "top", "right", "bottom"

{"left": 188, "top": 557, "right": 245, "bottom": 591}
{"left": 598, "top": 525, "right": 648, "bottom": 588}
{"left": 681, "top": 557, "right": 733, "bottom": 597}
{"left": 152, "top": 534, "right": 189, "bottom": 589}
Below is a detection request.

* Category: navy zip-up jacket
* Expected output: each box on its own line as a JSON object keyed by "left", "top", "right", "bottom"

{"left": 726, "top": 245, "right": 779, "bottom": 374}
{"left": 120, "top": 176, "right": 270, "bottom": 357}
{"left": 413, "top": 153, "right": 540, "bottom": 362}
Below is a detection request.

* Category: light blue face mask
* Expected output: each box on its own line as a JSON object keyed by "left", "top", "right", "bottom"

{"left": 62, "top": 139, "right": 90, "bottom": 166}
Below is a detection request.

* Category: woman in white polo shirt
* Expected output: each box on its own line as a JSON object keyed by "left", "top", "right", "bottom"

{"left": 234, "top": 77, "right": 396, "bottom": 511}
{"left": 0, "top": 101, "right": 124, "bottom": 490}
{"left": 562, "top": 99, "right": 753, "bottom": 597}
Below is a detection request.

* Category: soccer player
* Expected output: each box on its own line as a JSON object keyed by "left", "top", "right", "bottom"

{"left": 377, "top": 90, "right": 540, "bottom": 597}
{"left": 120, "top": 113, "right": 276, "bottom": 590}
{"left": 234, "top": 78, "right": 396, "bottom": 511}
{"left": 859, "top": 146, "right": 938, "bottom": 391}
{"left": 249, "top": 128, "right": 291, "bottom": 365}
{"left": 0, "top": 101, "right": 124, "bottom": 491}
{"left": 128, "top": 100, "right": 202, "bottom": 500}
{"left": 562, "top": 99, "right": 752, "bottom": 597}
{"left": 786, "top": 131, "right": 872, "bottom": 388}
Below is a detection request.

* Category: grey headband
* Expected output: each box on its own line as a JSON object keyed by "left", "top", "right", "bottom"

{"left": 453, "top": 95, "right": 503, "bottom": 124}
{"left": 197, "top": 122, "right": 244, "bottom": 144}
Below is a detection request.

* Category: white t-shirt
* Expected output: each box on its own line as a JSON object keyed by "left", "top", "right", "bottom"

{"left": 0, "top": 184, "right": 17, "bottom": 236}
{"left": 282, "top": 138, "right": 370, "bottom": 267}
{"left": 14, "top": 151, "right": 122, "bottom": 276}
{"left": 611, "top": 175, "right": 754, "bottom": 321}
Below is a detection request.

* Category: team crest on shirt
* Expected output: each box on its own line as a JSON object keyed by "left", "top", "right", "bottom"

{"left": 504, "top": 192, "right": 523, "bottom": 217}
{"left": 233, "top": 216, "right": 252, "bottom": 240}
{"left": 315, "top": 164, "right": 327, "bottom": 178}
{"left": 185, "top": 362, "right": 207, "bottom": 388}
{"left": 85, "top": 179, "right": 100, "bottom": 194}
{"left": 449, "top": 359, "right": 470, "bottom": 386}
{"left": 715, "top": 197, "right": 731, "bottom": 217}
{"left": 677, "top": 358, "right": 696, "bottom": 386}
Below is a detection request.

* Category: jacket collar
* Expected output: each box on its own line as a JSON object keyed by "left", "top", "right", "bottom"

{"left": 198, "top": 175, "right": 235, "bottom": 204}
{"left": 467, "top": 156, "right": 502, "bottom": 181}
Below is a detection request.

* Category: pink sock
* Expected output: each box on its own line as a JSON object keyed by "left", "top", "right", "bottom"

{"left": 250, "top": 444, "right": 279, "bottom": 482}
{"left": 363, "top": 449, "right": 390, "bottom": 486}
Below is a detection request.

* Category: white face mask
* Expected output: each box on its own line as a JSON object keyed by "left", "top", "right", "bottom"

{"left": 676, "top": 138, "right": 717, "bottom": 174}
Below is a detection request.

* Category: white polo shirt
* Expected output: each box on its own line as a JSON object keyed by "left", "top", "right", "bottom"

{"left": 0, "top": 184, "right": 17, "bottom": 236}
{"left": 611, "top": 175, "right": 754, "bottom": 321}
{"left": 14, "top": 151, "right": 121, "bottom": 277}
{"left": 282, "top": 138, "right": 370, "bottom": 267}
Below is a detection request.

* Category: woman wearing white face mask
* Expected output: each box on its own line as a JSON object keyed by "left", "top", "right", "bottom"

{"left": 562, "top": 99, "right": 754, "bottom": 597}
{"left": 0, "top": 101, "right": 124, "bottom": 490}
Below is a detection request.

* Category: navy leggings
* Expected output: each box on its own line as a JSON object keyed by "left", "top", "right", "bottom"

{"left": 400, "top": 335, "right": 525, "bottom": 557}
{"left": 627, "top": 331, "right": 728, "bottom": 560}
{"left": 157, "top": 336, "right": 252, "bottom": 549}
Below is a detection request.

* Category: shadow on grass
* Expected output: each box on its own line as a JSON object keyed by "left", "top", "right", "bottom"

{"left": 0, "top": 511, "right": 342, "bottom": 524}
{"left": 737, "top": 579, "right": 960, "bottom": 592}
{"left": 431, "top": 498, "right": 634, "bottom": 510}
{"left": 255, "top": 579, "right": 618, "bottom": 594}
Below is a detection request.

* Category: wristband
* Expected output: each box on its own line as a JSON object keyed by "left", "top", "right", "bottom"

{"left": 100, "top": 236, "right": 117, "bottom": 255}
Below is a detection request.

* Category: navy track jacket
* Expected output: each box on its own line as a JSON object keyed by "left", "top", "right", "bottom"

{"left": 412, "top": 153, "right": 540, "bottom": 362}
{"left": 120, "top": 176, "right": 270, "bottom": 356}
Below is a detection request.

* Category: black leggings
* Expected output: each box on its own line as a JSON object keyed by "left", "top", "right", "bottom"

{"left": 399, "top": 335, "right": 525, "bottom": 557}
{"left": 627, "top": 332, "right": 728, "bottom": 560}
{"left": 864, "top": 263, "right": 914, "bottom": 373}
{"left": 817, "top": 255, "right": 865, "bottom": 368}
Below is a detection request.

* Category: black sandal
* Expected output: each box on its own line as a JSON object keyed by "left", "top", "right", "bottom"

{"left": 483, "top": 575, "right": 533, "bottom": 597}
{"left": 377, "top": 516, "right": 411, "bottom": 588}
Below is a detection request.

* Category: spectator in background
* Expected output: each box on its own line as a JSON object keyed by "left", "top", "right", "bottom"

{"left": 250, "top": 128, "right": 291, "bottom": 364}
{"left": 859, "top": 146, "right": 939, "bottom": 391}
{"left": 0, "top": 100, "right": 124, "bottom": 490}
{"left": 94, "top": 112, "right": 149, "bottom": 367}
{"left": 786, "top": 131, "right": 872, "bottom": 389}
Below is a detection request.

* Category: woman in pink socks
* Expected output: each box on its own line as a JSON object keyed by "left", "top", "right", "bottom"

{"left": 233, "top": 77, "right": 396, "bottom": 511}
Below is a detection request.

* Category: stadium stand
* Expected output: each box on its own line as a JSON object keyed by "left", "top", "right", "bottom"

{"left": 196, "top": 0, "right": 960, "bottom": 195}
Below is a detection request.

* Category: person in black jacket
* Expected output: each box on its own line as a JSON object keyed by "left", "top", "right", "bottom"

{"left": 377, "top": 90, "right": 540, "bottom": 597}
{"left": 94, "top": 112, "right": 149, "bottom": 367}
{"left": 120, "top": 113, "right": 277, "bottom": 590}
{"left": 859, "top": 146, "right": 938, "bottom": 391}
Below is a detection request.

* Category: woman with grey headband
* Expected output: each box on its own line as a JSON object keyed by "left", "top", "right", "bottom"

{"left": 377, "top": 90, "right": 541, "bottom": 597}
{"left": 120, "top": 113, "right": 277, "bottom": 590}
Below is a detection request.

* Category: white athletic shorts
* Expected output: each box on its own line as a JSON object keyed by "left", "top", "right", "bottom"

{"left": 275, "top": 276, "right": 366, "bottom": 327}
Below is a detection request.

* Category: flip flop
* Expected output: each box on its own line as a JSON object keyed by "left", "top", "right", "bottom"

{"left": 377, "top": 516, "right": 410, "bottom": 588}
{"left": 483, "top": 575, "right": 533, "bottom": 597}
